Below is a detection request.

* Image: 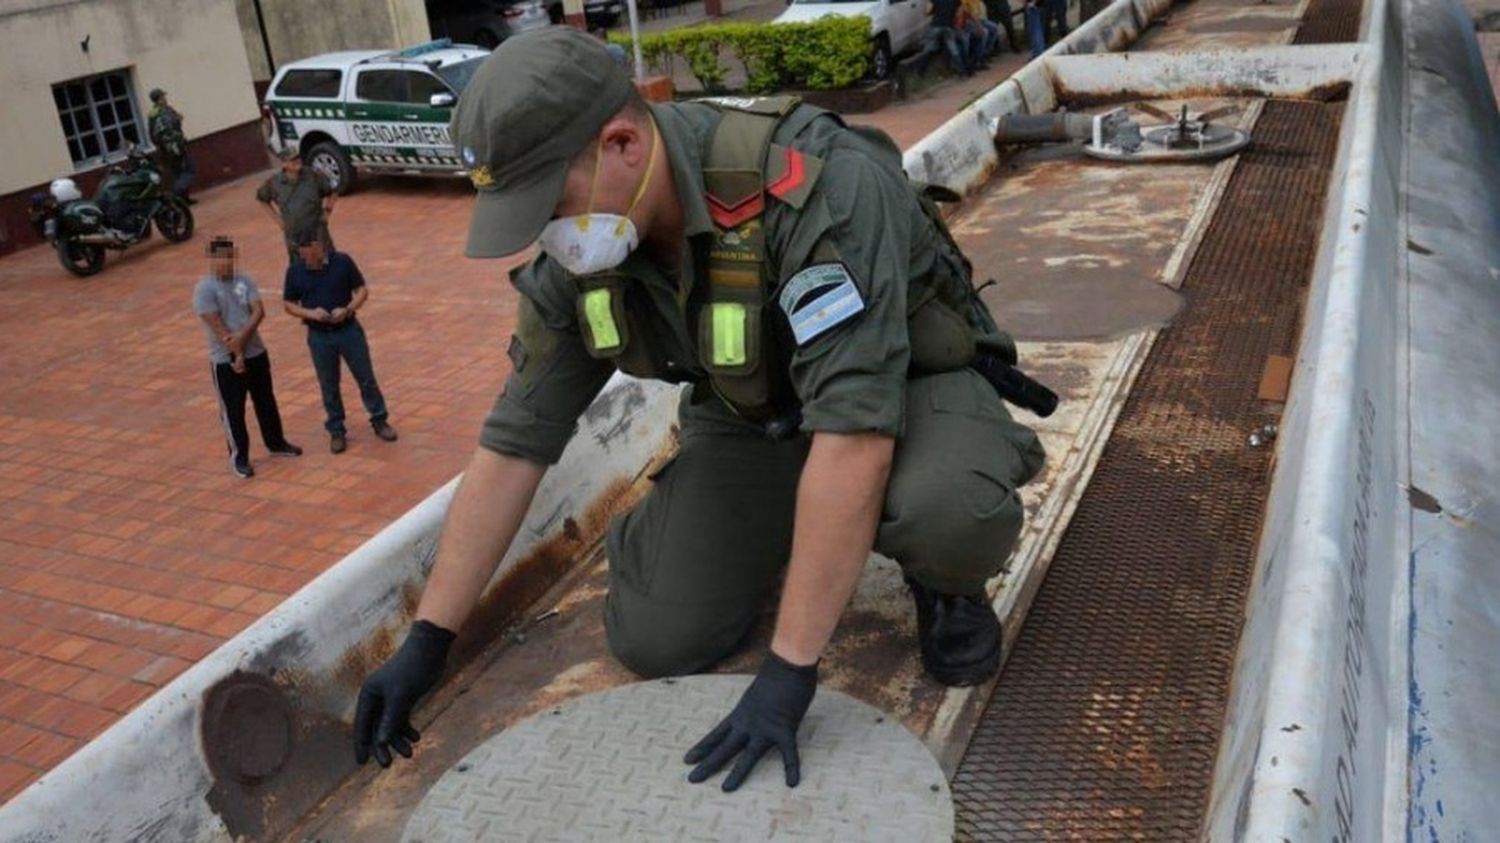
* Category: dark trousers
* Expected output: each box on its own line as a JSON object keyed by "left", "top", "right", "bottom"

{"left": 922, "top": 26, "right": 970, "bottom": 75}
{"left": 306, "top": 321, "right": 387, "bottom": 435}
{"left": 603, "top": 371, "right": 1047, "bottom": 678}
{"left": 994, "top": 2, "right": 1020, "bottom": 49}
{"left": 211, "top": 352, "right": 288, "bottom": 462}
{"left": 1043, "top": 0, "right": 1069, "bottom": 40}
{"left": 1025, "top": 4, "right": 1046, "bottom": 57}
{"left": 162, "top": 153, "right": 195, "bottom": 197}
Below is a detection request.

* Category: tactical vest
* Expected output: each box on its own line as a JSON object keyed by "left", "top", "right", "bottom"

{"left": 697, "top": 96, "right": 827, "bottom": 420}
{"left": 573, "top": 96, "right": 824, "bottom": 422}
{"left": 573, "top": 96, "right": 1003, "bottom": 424}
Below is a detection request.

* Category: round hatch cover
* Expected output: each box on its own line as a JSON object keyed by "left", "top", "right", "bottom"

{"left": 402, "top": 675, "right": 954, "bottom": 842}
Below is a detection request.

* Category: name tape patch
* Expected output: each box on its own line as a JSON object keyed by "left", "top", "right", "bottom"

{"left": 779, "top": 263, "right": 865, "bottom": 346}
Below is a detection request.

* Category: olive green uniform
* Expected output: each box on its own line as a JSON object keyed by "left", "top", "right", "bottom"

{"left": 255, "top": 170, "right": 336, "bottom": 261}
{"left": 480, "top": 101, "right": 1044, "bottom": 678}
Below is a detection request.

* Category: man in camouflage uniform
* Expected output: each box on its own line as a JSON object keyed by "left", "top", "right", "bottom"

{"left": 352, "top": 28, "right": 1044, "bottom": 792}
{"left": 147, "top": 88, "right": 195, "bottom": 204}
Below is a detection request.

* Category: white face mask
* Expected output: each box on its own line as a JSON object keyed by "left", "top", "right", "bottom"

{"left": 538, "top": 119, "right": 658, "bottom": 276}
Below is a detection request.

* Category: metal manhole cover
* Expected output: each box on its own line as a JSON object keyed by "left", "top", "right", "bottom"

{"left": 403, "top": 675, "right": 954, "bottom": 842}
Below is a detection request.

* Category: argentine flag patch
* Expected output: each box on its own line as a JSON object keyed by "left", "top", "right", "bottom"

{"left": 779, "top": 263, "right": 865, "bottom": 346}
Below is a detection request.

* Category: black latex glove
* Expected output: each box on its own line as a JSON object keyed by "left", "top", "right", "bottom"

{"left": 683, "top": 652, "right": 818, "bottom": 792}
{"left": 353, "top": 619, "right": 455, "bottom": 767}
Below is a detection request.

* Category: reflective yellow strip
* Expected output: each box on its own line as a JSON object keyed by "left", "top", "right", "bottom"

{"left": 711, "top": 302, "right": 746, "bottom": 366}
{"left": 583, "top": 288, "right": 621, "bottom": 350}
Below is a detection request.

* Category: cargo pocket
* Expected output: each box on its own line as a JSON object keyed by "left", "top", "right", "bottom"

{"left": 925, "top": 369, "right": 1047, "bottom": 487}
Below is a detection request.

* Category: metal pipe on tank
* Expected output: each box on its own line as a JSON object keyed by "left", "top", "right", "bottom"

{"left": 994, "top": 113, "right": 1095, "bottom": 144}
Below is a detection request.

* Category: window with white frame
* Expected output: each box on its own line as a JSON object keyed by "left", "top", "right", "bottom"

{"left": 52, "top": 70, "right": 145, "bottom": 168}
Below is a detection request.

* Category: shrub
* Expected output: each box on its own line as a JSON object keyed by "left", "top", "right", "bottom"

{"left": 612, "top": 15, "right": 871, "bottom": 94}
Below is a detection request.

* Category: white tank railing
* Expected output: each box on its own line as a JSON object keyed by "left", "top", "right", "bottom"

{"left": 1206, "top": 0, "right": 1500, "bottom": 837}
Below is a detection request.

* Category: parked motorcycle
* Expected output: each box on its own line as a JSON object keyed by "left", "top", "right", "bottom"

{"left": 28, "top": 148, "right": 194, "bottom": 277}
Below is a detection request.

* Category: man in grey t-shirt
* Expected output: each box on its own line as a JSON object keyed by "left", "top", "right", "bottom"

{"left": 193, "top": 236, "right": 301, "bottom": 478}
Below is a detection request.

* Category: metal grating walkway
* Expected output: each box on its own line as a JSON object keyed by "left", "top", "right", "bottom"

{"left": 1294, "top": 0, "right": 1366, "bottom": 42}
{"left": 951, "top": 99, "right": 1346, "bottom": 840}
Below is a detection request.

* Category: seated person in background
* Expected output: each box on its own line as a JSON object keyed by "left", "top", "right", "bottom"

{"left": 961, "top": 0, "right": 1001, "bottom": 70}
{"left": 923, "top": 0, "right": 974, "bottom": 77}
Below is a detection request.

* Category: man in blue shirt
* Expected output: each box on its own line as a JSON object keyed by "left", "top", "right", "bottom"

{"left": 281, "top": 236, "right": 398, "bottom": 453}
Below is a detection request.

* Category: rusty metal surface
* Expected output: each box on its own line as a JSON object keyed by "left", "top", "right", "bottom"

{"left": 1134, "top": 0, "right": 1304, "bottom": 52}
{"left": 951, "top": 99, "right": 1346, "bottom": 841}
{"left": 952, "top": 103, "right": 1266, "bottom": 342}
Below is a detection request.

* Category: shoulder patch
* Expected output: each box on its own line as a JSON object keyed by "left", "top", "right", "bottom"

{"left": 779, "top": 263, "right": 865, "bottom": 346}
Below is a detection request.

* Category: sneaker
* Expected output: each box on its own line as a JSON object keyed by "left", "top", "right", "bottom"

{"left": 907, "top": 577, "right": 1001, "bottom": 687}
{"left": 232, "top": 457, "right": 255, "bottom": 479}
{"left": 267, "top": 441, "right": 303, "bottom": 457}
{"left": 372, "top": 420, "right": 399, "bottom": 442}
{"left": 330, "top": 432, "right": 347, "bottom": 454}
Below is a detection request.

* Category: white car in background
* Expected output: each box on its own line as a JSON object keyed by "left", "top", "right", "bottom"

{"left": 773, "top": 0, "right": 928, "bottom": 81}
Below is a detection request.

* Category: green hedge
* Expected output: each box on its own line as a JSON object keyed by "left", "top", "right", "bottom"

{"left": 613, "top": 16, "right": 871, "bottom": 94}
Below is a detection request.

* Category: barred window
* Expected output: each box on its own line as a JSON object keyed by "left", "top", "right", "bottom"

{"left": 52, "top": 70, "right": 144, "bottom": 168}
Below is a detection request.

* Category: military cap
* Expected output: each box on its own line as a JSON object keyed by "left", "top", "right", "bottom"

{"left": 450, "top": 27, "right": 636, "bottom": 258}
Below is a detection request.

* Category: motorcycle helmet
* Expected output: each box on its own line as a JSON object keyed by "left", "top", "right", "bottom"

{"left": 49, "top": 178, "right": 82, "bottom": 203}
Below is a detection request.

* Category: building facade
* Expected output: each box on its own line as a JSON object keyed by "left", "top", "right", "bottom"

{"left": 0, "top": 0, "right": 268, "bottom": 256}
{"left": 232, "top": 0, "right": 432, "bottom": 87}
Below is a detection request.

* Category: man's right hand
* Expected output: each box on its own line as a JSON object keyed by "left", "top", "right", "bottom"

{"left": 353, "top": 619, "right": 456, "bottom": 767}
{"left": 310, "top": 307, "right": 332, "bottom": 322}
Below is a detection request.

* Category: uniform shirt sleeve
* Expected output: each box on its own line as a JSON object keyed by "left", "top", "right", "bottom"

{"left": 767, "top": 142, "right": 918, "bottom": 438}
{"left": 255, "top": 177, "right": 275, "bottom": 204}
{"left": 316, "top": 173, "right": 335, "bottom": 197}
{"left": 242, "top": 276, "right": 262, "bottom": 303}
{"left": 478, "top": 258, "right": 615, "bottom": 465}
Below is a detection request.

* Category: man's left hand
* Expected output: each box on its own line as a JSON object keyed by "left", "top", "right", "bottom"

{"left": 683, "top": 652, "right": 817, "bottom": 792}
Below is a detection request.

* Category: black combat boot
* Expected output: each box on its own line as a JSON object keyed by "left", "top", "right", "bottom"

{"left": 907, "top": 577, "right": 1001, "bottom": 686}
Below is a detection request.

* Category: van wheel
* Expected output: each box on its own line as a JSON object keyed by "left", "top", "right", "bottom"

{"left": 308, "top": 141, "right": 355, "bottom": 195}
{"left": 870, "top": 35, "right": 894, "bottom": 80}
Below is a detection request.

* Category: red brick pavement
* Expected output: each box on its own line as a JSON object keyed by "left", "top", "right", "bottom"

{"left": 0, "top": 63, "right": 1020, "bottom": 803}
